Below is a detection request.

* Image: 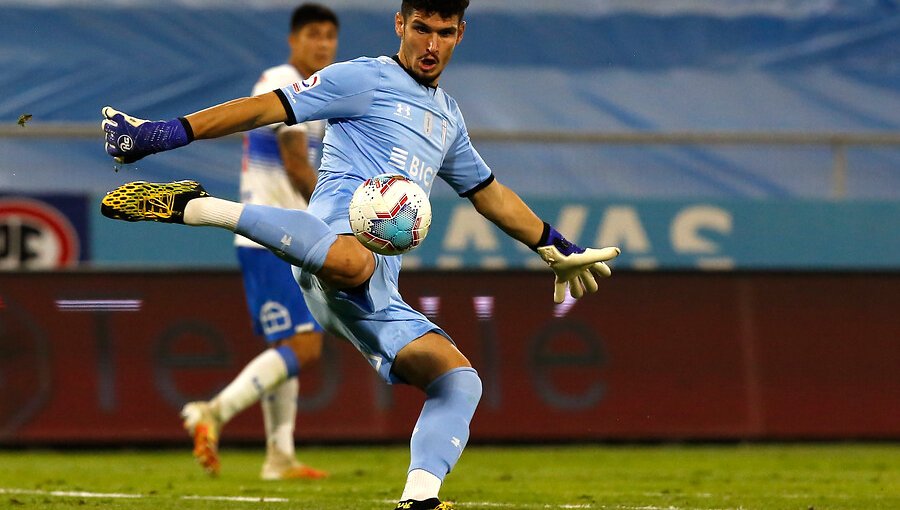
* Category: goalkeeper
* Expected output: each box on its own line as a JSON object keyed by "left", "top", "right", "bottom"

{"left": 100, "top": 1, "right": 619, "bottom": 509}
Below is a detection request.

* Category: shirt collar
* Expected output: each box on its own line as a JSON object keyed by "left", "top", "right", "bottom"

{"left": 391, "top": 54, "right": 438, "bottom": 90}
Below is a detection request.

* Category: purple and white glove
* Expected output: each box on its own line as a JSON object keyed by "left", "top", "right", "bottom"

{"left": 532, "top": 222, "right": 620, "bottom": 303}
{"left": 101, "top": 106, "right": 193, "bottom": 164}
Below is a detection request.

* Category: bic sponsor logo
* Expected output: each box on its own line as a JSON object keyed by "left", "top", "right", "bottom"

{"left": 0, "top": 198, "right": 80, "bottom": 270}
{"left": 388, "top": 146, "right": 436, "bottom": 188}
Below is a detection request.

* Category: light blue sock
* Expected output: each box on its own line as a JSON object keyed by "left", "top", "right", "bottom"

{"left": 408, "top": 367, "right": 482, "bottom": 479}
{"left": 235, "top": 204, "right": 337, "bottom": 274}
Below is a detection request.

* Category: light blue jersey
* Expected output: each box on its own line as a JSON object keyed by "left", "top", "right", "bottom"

{"left": 275, "top": 55, "right": 494, "bottom": 234}
{"left": 272, "top": 55, "right": 494, "bottom": 383}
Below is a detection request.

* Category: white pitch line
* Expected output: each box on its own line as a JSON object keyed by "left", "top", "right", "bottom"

{"left": 183, "top": 495, "right": 288, "bottom": 503}
{"left": 376, "top": 500, "right": 592, "bottom": 509}
{"left": 2, "top": 488, "right": 744, "bottom": 510}
{"left": 0, "top": 488, "right": 142, "bottom": 499}
{"left": 0, "top": 488, "right": 286, "bottom": 503}
{"left": 377, "top": 502, "right": 724, "bottom": 510}
{"left": 596, "top": 506, "right": 743, "bottom": 510}
{"left": 375, "top": 500, "right": 733, "bottom": 509}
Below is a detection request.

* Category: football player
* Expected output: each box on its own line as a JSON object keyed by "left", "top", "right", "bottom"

{"left": 101, "top": 1, "right": 619, "bottom": 508}
{"left": 179, "top": 3, "right": 337, "bottom": 481}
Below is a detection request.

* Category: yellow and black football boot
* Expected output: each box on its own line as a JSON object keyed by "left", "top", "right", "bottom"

{"left": 101, "top": 180, "right": 208, "bottom": 223}
{"left": 394, "top": 498, "right": 453, "bottom": 510}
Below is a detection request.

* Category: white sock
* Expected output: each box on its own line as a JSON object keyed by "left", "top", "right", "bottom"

{"left": 212, "top": 349, "right": 288, "bottom": 424}
{"left": 183, "top": 196, "right": 243, "bottom": 229}
{"left": 262, "top": 377, "right": 299, "bottom": 458}
{"left": 400, "top": 469, "right": 442, "bottom": 501}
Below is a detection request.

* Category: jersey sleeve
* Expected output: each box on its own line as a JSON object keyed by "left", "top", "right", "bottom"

{"left": 439, "top": 106, "right": 494, "bottom": 197}
{"left": 274, "top": 121, "right": 308, "bottom": 136}
{"left": 274, "top": 58, "right": 379, "bottom": 126}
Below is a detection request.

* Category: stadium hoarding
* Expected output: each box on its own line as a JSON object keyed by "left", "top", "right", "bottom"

{"left": 1, "top": 270, "right": 898, "bottom": 443}
{"left": 0, "top": 194, "right": 89, "bottom": 270}
{"left": 409, "top": 199, "right": 900, "bottom": 270}
{"left": 87, "top": 199, "right": 900, "bottom": 270}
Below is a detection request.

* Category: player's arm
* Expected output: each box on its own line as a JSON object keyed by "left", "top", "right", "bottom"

{"left": 469, "top": 178, "right": 620, "bottom": 304}
{"left": 102, "top": 60, "right": 377, "bottom": 165}
{"left": 186, "top": 92, "right": 287, "bottom": 139}
{"left": 468, "top": 178, "right": 544, "bottom": 246}
{"left": 441, "top": 104, "right": 619, "bottom": 303}
{"left": 102, "top": 92, "right": 288, "bottom": 164}
{"left": 277, "top": 127, "right": 317, "bottom": 202}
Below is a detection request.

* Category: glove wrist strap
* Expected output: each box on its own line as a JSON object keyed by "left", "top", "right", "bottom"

{"left": 530, "top": 222, "right": 552, "bottom": 251}
{"left": 177, "top": 117, "right": 195, "bottom": 143}
{"left": 532, "top": 222, "right": 585, "bottom": 256}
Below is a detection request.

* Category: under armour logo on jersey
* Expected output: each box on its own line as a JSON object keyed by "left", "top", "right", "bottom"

{"left": 394, "top": 102, "right": 412, "bottom": 120}
{"left": 281, "top": 234, "right": 292, "bottom": 247}
{"left": 451, "top": 437, "right": 462, "bottom": 449}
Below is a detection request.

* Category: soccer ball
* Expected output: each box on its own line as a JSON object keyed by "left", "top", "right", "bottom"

{"left": 348, "top": 174, "right": 432, "bottom": 256}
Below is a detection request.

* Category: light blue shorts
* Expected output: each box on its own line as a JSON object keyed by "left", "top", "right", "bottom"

{"left": 237, "top": 246, "right": 322, "bottom": 343}
{"left": 292, "top": 250, "right": 452, "bottom": 384}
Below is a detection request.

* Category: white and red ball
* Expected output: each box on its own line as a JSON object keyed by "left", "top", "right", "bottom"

{"left": 348, "top": 174, "right": 432, "bottom": 256}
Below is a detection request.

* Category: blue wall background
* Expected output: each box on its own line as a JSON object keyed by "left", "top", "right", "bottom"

{"left": 1, "top": 1, "right": 898, "bottom": 267}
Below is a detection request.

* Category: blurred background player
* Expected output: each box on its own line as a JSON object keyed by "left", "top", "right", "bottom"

{"left": 180, "top": 3, "right": 339, "bottom": 480}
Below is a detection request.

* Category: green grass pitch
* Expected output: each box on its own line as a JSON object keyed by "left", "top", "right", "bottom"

{"left": 1, "top": 444, "right": 898, "bottom": 509}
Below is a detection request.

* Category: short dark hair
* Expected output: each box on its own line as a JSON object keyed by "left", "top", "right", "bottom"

{"left": 290, "top": 3, "right": 339, "bottom": 33}
{"left": 401, "top": 0, "right": 469, "bottom": 21}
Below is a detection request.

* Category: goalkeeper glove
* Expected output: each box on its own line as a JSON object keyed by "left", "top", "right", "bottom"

{"left": 532, "top": 222, "right": 620, "bottom": 304}
{"left": 101, "top": 106, "right": 193, "bottom": 164}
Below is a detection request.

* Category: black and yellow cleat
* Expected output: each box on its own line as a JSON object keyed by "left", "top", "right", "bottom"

{"left": 101, "top": 180, "right": 208, "bottom": 223}
{"left": 394, "top": 499, "right": 453, "bottom": 510}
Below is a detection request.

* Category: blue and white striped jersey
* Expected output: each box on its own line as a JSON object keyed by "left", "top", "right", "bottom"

{"left": 238, "top": 64, "right": 326, "bottom": 248}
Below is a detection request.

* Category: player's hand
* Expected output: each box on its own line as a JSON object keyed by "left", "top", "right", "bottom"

{"left": 101, "top": 106, "right": 193, "bottom": 164}
{"left": 534, "top": 223, "right": 620, "bottom": 303}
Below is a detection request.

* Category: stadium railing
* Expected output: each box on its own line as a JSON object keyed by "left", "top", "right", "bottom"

{"left": 2, "top": 124, "right": 899, "bottom": 198}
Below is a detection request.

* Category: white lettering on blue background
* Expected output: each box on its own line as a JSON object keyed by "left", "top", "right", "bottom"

{"left": 433, "top": 202, "right": 735, "bottom": 270}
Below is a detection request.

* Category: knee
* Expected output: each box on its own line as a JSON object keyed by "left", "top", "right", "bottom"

{"left": 461, "top": 368, "right": 483, "bottom": 404}
{"left": 429, "top": 367, "right": 483, "bottom": 406}
{"left": 318, "top": 236, "right": 375, "bottom": 288}
{"left": 279, "top": 331, "right": 323, "bottom": 367}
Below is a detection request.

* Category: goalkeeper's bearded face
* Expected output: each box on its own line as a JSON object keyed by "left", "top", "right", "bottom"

{"left": 394, "top": 9, "right": 466, "bottom": 86}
